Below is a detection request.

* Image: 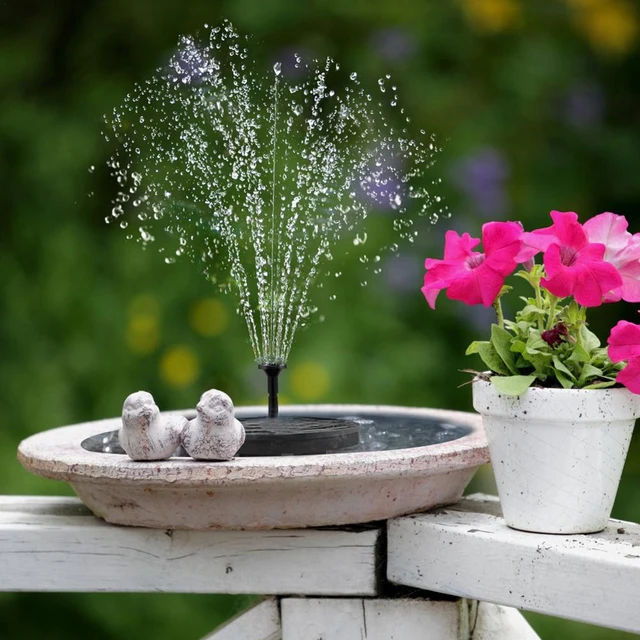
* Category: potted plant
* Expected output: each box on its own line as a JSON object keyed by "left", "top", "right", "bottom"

{"left": 422, "top": 210, "right": 640, "bottom": 534}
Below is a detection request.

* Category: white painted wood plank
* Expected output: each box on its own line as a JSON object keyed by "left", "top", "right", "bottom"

{"left": 472, "top": 603, "right": 541, "bottom": 640}
{"left": 281, "top": 597, "right": 462, "bottom": 640}
{"left": 388, "top": 493, "right": 640, "bottom": 634}
{"left": 203, "top": 598, "right": 280, "bottom": 640}
{"left": 0, "top": 495, "right": 381, "bottom": 595}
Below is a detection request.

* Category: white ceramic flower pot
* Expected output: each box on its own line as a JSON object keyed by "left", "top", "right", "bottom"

{"left": 472, "top": 378, "right": 640, "bottom": 534}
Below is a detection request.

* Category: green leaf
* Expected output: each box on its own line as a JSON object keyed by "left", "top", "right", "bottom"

{"left": 491, "top": 375, "right": 537, "bottom": 396}
{"left": 510, "top": 340, "right": 527, "bottom": 354}
{"left": 465, "top": 341, "right": 487, "bottom": 356}
{"left": 564, "top": 300, "right": 581, "bottom": 325}
{"left": 520, "top": 304, "right": 546, "bottom": 317}
{"left": 580, "top": 325, "right": 601, "bottom": 351}
{"left": 552, "top": 355, "right": 577, "bottom": 381}
{"left": 521, "top": 351, "right": 551, "bottom": 375}
{"left": 516, "top": 320, "right": 535, "bottom": 333}
{"left": 555, "top": 369, "right": 574, "bottom": 389}
{"left": 578, "top": 363, "right": 603, "bottom": 384}
{"left": 525, "top": 331, "right": 548, "bottom": 355}
{"left": 582, "top": 380, "right": 617, "bottom": 389}
{"left": 589, "top": 346, "right": 611, "bottom": 366}
{"left": 476, "top": 342, "right": 511, "bottom": 375}
{"left": 490, "top": 324, "right": 518, "bottom": 374}
{"left": 514, "top": 266, "right": 543, "bottom": 287}
{"left": 567, "top": 343, "right": 590, "bottom": 364}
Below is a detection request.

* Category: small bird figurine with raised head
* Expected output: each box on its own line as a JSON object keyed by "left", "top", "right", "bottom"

{"left": 119, "top": 391, "right": 185, "bottom": 461}
{"left": 182, "top": 389, "right": 245, "bottom": 460}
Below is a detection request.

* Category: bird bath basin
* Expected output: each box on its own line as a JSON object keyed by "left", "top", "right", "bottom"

{"left": 18, "top": 404, "right": 488, "bottom": 530}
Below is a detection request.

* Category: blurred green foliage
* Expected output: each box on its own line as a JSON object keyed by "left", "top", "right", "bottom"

{"left": 2, "top": 0, "right": 640, "bottom": 638}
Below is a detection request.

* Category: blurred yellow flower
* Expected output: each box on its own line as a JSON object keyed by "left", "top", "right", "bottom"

{"left": 569, "top": 0, "right": 638, "bottom": 56}
{"left": 126, "top": 314, "right": 159, "bottom": 354}
{"left": 290, "top": 362, "right": 331, "bottom": 401}
{"left": 126, "top": 295, "right": 160, "bottom": 355}
{"left": 460, "top": 0, "right": 521, "bottom": 32}
{"left": 128, "top": 294, "right": 160, "bottom": 317}
{"left": 160, "top": 345, "right": 200, "bottom": 388}
{"left": 189, "top": 298, "right": 229, "bottom": 337}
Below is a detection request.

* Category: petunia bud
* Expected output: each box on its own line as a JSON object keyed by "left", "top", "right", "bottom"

{"left": 541, "top": 322, "right": 569, "bottom": 348}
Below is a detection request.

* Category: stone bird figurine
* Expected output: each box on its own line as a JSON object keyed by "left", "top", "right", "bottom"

{"left": 182, "top": 389, "right": 245, "bottom": 460}
{"left": 119, "top": 391, "right": 185, "bottom": 461}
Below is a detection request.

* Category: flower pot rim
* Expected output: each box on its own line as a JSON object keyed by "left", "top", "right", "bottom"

{"left": 472, "top": 375, "right": 633, "bottom": 395}
{"left": 472, "top": 375, "right": 640, "bottom": 422}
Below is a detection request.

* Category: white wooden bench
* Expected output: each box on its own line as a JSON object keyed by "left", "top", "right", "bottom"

{"left": 2, "top": 493, "right": 638, "bottom": 639}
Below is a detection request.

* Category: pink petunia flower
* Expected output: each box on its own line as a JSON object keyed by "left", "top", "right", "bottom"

{"left": 607, "top": 321, "right": 640, "bottom": 393}
{"left": 516, "top": 210, "right": 576, "bottom": 262}
{"left": 607, "top": 320, "right": 640, "bottom": 363}
{"left": 583, "top": 212, "right": 640, "bottom": 303}
{"left": 528, "top": 210, "right": 622, "bottom": 307}
{"left": 615, "top": 358, "right": 640, "bottom": 395}
{"left": 422, "top": 221, "right": 522, "bottom": 308}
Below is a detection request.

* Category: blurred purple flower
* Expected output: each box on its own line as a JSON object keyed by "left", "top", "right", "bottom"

{"left": 563, "top": 82, "right": 604, "bottom": 129}
{"left": 167, "top": 36, "right": 217, "bottom": 86}
{"left": 358, "top": 155, "right": 406, "bottom": 213}
{"left": 370, "top": 28, "right": 417, "bottom": 62}
{"left": 452, "top": 301, "right": 496, "bottom": 333}
{"left": 451, "top": 147, "right": 509, "bottom": 218}
{"left": 273, "top": 47, "right": 315, "bottom": 80}
{"left": 383, "top": 254, "right": 423, "bottom": 293}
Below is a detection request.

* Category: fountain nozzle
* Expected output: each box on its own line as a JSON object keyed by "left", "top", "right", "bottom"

{"left": 258, "top": 363, "right": 287, "bottom": 419}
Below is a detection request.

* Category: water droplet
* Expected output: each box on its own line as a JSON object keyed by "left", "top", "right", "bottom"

{"left": 273, "top": 62, "right": 282, "bottom": 76}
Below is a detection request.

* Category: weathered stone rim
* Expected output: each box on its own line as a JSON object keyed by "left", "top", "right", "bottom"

{"left": 18, "top": 404, "right": 489, "bottom": 487}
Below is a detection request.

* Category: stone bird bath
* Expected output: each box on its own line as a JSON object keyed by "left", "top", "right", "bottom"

{"left": 18, "top": 404, "right": 488, "bottom": 530}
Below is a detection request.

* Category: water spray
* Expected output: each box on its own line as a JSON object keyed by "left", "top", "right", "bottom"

{"left": 104, "top": 21, "right": 443, "bottom": 368}
{"left": 259, "top": 363, "right": 286, "bottom": 418}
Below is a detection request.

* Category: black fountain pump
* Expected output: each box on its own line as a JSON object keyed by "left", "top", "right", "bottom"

{"left": 259, "top": 362, "right": 286, "bottom": 418}
{"left": 234, "top": 361, "right": 360, "bottom": 456}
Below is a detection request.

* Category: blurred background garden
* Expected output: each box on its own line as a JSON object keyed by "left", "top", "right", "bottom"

{"left": 2, "top": 0, "right": 640, "bottom": 637}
